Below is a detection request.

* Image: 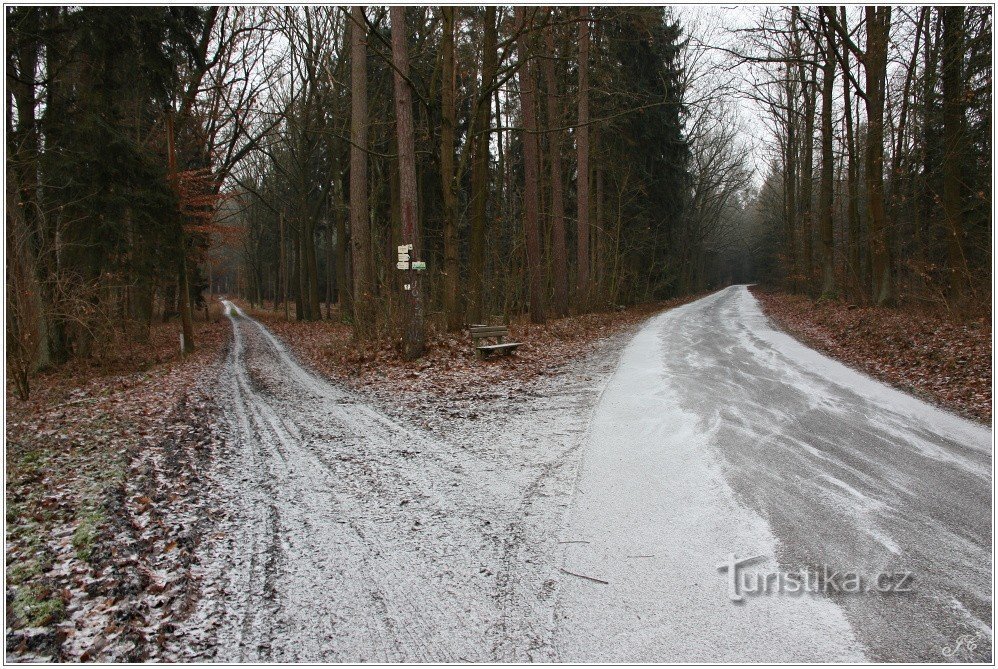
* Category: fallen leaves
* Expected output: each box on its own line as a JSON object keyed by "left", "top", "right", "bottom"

{"left": 751, "top": 287, "right": 992, "bottom": 423}
{"left": 242, "top": 296, "right": 705, "bottom": 431}
{"left": 6, "top": 316, "right": 230, "bottom": 661}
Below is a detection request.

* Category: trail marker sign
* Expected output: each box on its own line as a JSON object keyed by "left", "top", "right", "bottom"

{"left": 397, "top": 244, "right": 412, "bottom": 270}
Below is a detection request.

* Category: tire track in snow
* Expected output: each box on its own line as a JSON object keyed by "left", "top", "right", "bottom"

{"left": 182, "top": 301, "right": 597, "bottom": 662}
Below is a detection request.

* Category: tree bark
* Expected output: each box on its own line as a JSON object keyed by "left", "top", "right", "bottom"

{"left": 941, "top": 6, "right": 967, "bottom": 306}
{"left": 335, "top": 172, "right": 351, "bottom": 318}
{"left": 468, "top": 6, "right": 497, "bottom": 324}
{"left": 279, "top": 211, "right": 289, "bottom": 319}
{"left": 325, "top": 218, "right": 334, "bottom": 317}
{"left": 543, "top": 10, "right": 568, "bottom": 317}
{"left": 167, "top": 111, "right": 195, "bottom": 353}
{"left": 391, "top": 6, "right": 426, "bottom": 358}
{"left": 516, "top": 7, "right": 546, "bottom": 324}
{"left": 349, "top": 6, "right": 374, "bottom": 337}
{"left": 440, "top": 7, "right": 460, "bottom": 330}
{"left": 294, "top": 223, "right": 305, "bottom": 321}
{"left": 177, "top": 251, "right": 195, "bottom": 354}
{"left": 594, "top": 161, "right": 605, "bottom": 304}
{"left": 575, "top": 6, "right": 591, "bottom": 304}
{"left": 864, "top": 6, "right": 892, "bottom": 306}
{"left": 304, "top": 218, "right": 320, "bottom": 320}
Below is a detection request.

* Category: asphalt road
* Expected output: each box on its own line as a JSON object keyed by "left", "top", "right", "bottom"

{"left": 556, "top": 285, "right": 992, "bottom": 662}
{"left": 185, "top": 290, "right": 990, "bottom": 662}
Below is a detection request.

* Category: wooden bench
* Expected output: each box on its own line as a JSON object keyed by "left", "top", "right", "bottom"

{"left": 470, "top": 324, "right": 522, "bottom": 358}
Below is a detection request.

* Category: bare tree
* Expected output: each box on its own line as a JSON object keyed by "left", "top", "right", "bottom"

{"left": 350, "top": 6, "right": 374, "bottom": 338}
{"left": 542, "top": 9, "right": 568, "bottom": 317}
{"left": 576, "top": 6, "right": 591, "bottom": 303}
{"left": 440, "top": 7, "right": 460, "bottom": 330}
{"left": 516, "top": 7, "right": 546, "bottom": 324}
{"left": 391, "top": 6, "right": 426, "bottom": 357}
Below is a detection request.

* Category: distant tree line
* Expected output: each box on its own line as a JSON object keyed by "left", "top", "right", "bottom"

{"left": 234, "top": 6, "right": 699, "bottom": 358}
{"left": 6, "top": 7, "right": 274, "bottom": 397}
{"left": 8, "top": 6, "right": 764, "bottom": 395}
{"left": 739, "top": 6, "right": 992, "bottom": 312}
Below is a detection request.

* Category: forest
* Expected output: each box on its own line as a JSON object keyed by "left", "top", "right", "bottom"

{"left": 5, "top": 5, "right": 993, "bottom": 395}
{"left": 4, "top": 6, "right": 993, "bottom": 662}
{"left": 739, "top": 6, "right": 992, "bottom": 311}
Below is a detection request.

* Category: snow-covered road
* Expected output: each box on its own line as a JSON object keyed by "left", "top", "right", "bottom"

{"left": 556, "top": 285, "right": 992, "bottom": 662}
{"left": 182, "top": 301, "right": 605, "bottom": 661}
{"left": 184, "top": 290, "right": 990, "bottom": 662}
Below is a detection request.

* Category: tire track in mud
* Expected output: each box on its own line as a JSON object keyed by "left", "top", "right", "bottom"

{"left": 183, "top": 302, "right": 606, "bottom": 662}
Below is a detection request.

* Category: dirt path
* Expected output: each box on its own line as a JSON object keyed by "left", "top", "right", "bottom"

{"left": 175, "top": 302, "right": 625, "bottom": 662}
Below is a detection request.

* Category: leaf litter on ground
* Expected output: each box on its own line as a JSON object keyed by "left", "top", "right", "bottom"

{"left": 6, "top": 293, "right": 702, "bottom": 661}
{"left": 751, "top": 286, "right": 991, "bottom": 423}
{"left": 241, "top": 295, "right": 704, "bottom": 432}
{"left": 6, "top": 316, "right": 230, "bottom": 661}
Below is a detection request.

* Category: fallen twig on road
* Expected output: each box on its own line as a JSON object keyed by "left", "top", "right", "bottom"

{"left": 560, "top": 568, "right": 609, "bottom": 585}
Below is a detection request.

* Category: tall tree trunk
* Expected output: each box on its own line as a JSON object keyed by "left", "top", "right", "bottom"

{"left": 594, "top": 161, "right": 605, "bottom": 304}
{"left": 349, "top": 6, "right": 374, "bottom": 337}
{"left": 305, "top": 218, "right": 320, "bottom": 320}
{"left": 941, "top": 6, "right": 967, "bottom": 307}
{"left": 294, "top": 225, "right": 304, "bottom": 320}
{"left": 543, "top": 10, "right": 568, "bottom": 317}
{"left": 864, "top": 6, "right": 892, "bottom": 306}
{"left": 167, "top": 111, "right": 194, "bottom": 353}
{"left": 325, "top": 219, "right": 334, "bottom": 317}
{"left": 335, "top": 173, "right": 351, "bottom": 318}
{"left": 516, "top": 7, "right": 546, "bottom": 324}
{"left": 575, "top": 6, "right": 591, "bottom": 304}
{"left": 799, "top": 67, "right": 816, "bottom": 294}
{"left": 440, "top": 7, "right": 460, "bottom": 330}
{"left": 494, "top": 83, "right": 506, "bottom": 317}
{"left": 177, "top": 251, "right": 195, "bottom": 354}
{"left": 391, "top": 6, "right": 426, "bottom": 358}
{"left": 818, "top": 8, "right": 836, "bottom": 298}
{"left": 783, "top": 71, "right": 798, "bottom": 289}
{"left": 841, "top": 7, "right": 861, "bottom": 302}
{"left": 468, "top": 6, "right": 497, "bottom": 324}
{"left": 279, "top": 212, "right": 289, "bottom": 319}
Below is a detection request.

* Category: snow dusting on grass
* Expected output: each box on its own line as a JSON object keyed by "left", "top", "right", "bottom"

{"left": 6, "top": 316, "right": 230, "bottom": 661}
